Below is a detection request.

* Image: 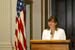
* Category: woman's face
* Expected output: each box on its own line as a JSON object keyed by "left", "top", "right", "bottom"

{"left": 48, "top": 19, "right": 57, "bottom": 29}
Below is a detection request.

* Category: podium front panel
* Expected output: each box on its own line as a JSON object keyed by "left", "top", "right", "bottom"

{"left": 30, "top": 40, "right": 70, "bottom": 50}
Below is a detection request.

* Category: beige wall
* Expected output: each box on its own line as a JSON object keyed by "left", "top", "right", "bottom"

{"left": 32, "top": 0, "right": 42, "bottom": 40}
{"left": 0, "top": 0, "right": 13, "bottom": 50}
{"left": 26, "top": 5, "right": 30, "bottom": 50}
{"left": 0, "top": 0, "right": 30, "bottom": 50}
{"left": 0, "top": 0, "right": 51, "bottom": 50}
{"left": 0, "top": 0, "right": 17, "bottom": 50}
{"left": 32, "top": 0, "right": 52, "bottom": 40}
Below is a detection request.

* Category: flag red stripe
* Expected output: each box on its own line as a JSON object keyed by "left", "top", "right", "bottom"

{"left": 15, "top": 29, "right": 18, "bottom": 37}
{"left": 15, "top": 41, "right": 18, "bottom": 50}
{"left": 15, "top": 0, "right": 27, "bottom": 50}
{"left": 18, "top": 40, "right": 23, "bottom": 50}
{"left": 23, "top": 37, "right": 27, "bottom": 49}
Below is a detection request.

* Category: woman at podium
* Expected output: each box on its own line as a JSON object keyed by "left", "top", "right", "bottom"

{"left": 42, "top": 16, "right": 66, "bottom": 40}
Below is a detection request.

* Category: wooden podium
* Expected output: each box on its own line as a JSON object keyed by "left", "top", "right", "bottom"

{"left": 30, "top": 40, "right": 70, "bottom": 50}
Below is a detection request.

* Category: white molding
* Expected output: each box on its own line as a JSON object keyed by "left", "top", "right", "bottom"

{"left": 48, "top": 0, "right": 52, "bottom": 19}
{"left": 42, "top": 0, "right": 45, "bottom": 30}
{"left": 0, "top": 42, "right": 12, "bottom": 48}
{"left": 32, "top": 0, "right": 41, "bottom": 40}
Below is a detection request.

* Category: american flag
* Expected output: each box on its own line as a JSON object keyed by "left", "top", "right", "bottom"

{"left": 15, "top": 0, "right": 27, "bottom": 50}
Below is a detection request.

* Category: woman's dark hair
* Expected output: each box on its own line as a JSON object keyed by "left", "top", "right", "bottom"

{"left": 48, "top": 16, "right": 58, "bottom": 30}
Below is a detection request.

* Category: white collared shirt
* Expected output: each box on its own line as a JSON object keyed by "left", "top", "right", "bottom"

{"left": 42, "top": 28, "right": 66, "bottom": 40}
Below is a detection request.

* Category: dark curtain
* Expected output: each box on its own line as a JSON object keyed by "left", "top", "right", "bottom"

{"left": 52, "top": 0, "right": 75, "bottom": 50}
